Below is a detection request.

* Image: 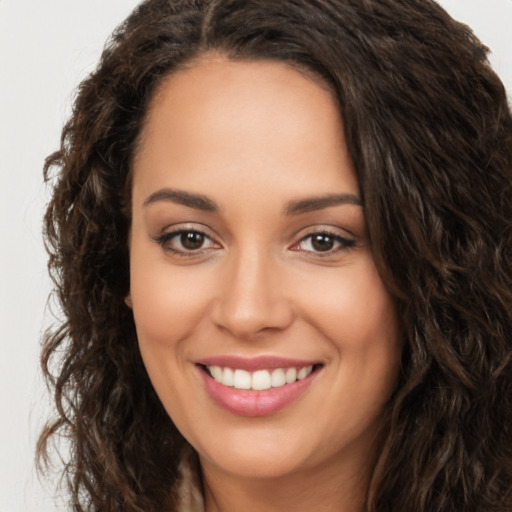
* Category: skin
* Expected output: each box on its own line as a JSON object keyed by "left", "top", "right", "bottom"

{"left": 128, "top": 55, "right": 402, "bottom": 512}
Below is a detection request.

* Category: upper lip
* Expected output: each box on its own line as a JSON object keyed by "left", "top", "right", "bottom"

{"left": 195, "top": 355, "right": 320, "bottom": 372}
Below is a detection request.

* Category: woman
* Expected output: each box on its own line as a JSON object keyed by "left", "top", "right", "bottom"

{"left": 38, "top": 0, "right": 512, "bottom": 511}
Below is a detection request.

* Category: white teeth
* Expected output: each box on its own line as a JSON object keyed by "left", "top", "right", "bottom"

{"left": 206, "top": 365, "right": 315, "bottom": 390}
{"left": 285, "top": 367, "right": 297, "bottom": 384}
{"left": 271, "top": 368, "right": 286, "bottom": 387}
{"left": 233, "top": 369, "right": 252, "bottom": 389}
{"left": 210, "top": 365, "right": 223, "bottom": 382}
{"left": 223, "top": 367, "right": 234, "bottom": 386}
{"left": 297, "top": 366, "right": 313, "bottom": 380}
{"left": 252, "top": 370, "right": 272, "bottom": 390}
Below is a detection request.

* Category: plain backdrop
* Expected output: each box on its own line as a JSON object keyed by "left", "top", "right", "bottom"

{"left": 0, "top": 1, "right": 511, "bottom": 511}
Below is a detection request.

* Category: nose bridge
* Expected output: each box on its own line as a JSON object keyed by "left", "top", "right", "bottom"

{"left": 213, "top": 242, "right": 293, "bottom": 337}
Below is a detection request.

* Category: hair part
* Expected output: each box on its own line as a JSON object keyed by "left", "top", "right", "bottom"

{"left": 39, "top": 1, "right": 512, "bottom": 511}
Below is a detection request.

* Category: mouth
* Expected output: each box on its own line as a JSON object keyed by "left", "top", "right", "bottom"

{"left": 199, "top": 363, "right": 322, "bottom": 391}
{"left": 195, "top": 357, "right": 323, "bottom": 417}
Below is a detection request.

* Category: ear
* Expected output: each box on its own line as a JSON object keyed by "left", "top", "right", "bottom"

{"left": 124, "top": 294, "right": 133, "bottom": 309}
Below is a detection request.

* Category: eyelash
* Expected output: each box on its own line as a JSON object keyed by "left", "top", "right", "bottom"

{"left": 154, "top": 228, "right": 355, "bottom": 257}
{"left": 290, "top": 230, "right": 355, "bottom": 256}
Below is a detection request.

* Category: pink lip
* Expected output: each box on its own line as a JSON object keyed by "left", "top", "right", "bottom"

{"left": 196, "top": 355, "right": 319, "bottom": 371}
{"left": 196, "top": 358, "right": 321, "bottom": 417}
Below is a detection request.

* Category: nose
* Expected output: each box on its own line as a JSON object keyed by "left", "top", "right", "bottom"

{"left": 211, "top": 248, "right": 294, "bottom": 339}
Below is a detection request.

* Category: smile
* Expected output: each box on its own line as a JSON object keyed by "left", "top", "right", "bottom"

{"left": 205, "top": 365, "right": 314, "bottom": 390}
{"left": 196, "top": 357, "right": 322, "bottom": 416}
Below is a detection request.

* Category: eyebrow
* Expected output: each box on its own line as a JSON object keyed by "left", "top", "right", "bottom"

{"left": 143, "top": 188, "right": 362, "bottom": 215}
{"left": 143, "top": 188, "right": 220, "bottom": 212}
{"left": 284, "top": 193, "right": 363, "bottom": 215}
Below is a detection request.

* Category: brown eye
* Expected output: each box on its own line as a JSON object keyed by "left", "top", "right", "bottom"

{"left": 291, "top": 230, "right": 356, "bottom": 255}
{"left": 311, "top": 234, "right": 335, "bottom": 252}
{"left": 181, "top": 231, "right": 205, "bottom": 250}
{"left": 156, "top": 228, "right": 218, "bottom": 255}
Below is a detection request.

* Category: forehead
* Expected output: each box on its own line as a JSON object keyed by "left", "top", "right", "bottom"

{"left": 132, "top": 55, "right": 358, "bottom": 203}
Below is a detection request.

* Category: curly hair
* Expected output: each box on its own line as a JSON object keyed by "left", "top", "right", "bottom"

{"left": 38, "top": 0, "right": 512, "bottom": 511}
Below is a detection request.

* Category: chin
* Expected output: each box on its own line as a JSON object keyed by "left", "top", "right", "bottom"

{"left": 190, "top": 423, "right": 316, "bottom": 479}
{"left": 201, "top": 447, "right": 310, "bottom": 480}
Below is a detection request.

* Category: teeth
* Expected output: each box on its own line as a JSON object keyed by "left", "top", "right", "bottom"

{"left": 252, "top": 370, "right": 272, "bottom": 390}
{"left": 297, "top": 366, "right": 312, "bottom": 380}
{"left": 210, "top": 365, "right": 223, "bottom": 382}
{"left": 233, "top": 369, "right": 251, "bottom": 389}
{"left": 285, "top": 367, "right": 297, "bottom": 384}
{"left": 207, "top": 365, "right": 314, "bottom": 390}
{"left": 223, "top": 367, "right": 234, "bottom": 386}
{"left": 271, "top": 368, "right": 286, "bottom": 387}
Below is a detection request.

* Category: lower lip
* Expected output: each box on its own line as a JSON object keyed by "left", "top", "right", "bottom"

{"left": 198, "top": 367, "right": 318, "bottom": 417}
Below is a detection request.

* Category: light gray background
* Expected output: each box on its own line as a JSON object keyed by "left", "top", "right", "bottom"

{"left": 1, "top": 1, "right": 511, "bottom": 510}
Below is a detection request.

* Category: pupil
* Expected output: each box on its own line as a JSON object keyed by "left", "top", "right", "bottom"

{"left": 181, "top": 231, "right": 204, "bottom": 250}
{"left": 312, "top": 234, "right": 334, "bottom": 251}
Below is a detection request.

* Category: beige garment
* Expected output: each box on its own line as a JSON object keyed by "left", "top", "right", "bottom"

{"left": 174, "top": 445, "right": 205, "bottom": 512}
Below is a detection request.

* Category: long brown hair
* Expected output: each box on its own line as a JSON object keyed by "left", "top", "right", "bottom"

{"left": 39, "top": 1, "right": 512, "bottom": 510}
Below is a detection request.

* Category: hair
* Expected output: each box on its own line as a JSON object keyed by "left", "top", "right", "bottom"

{"left": 38, "top": 0, "right": 512, "bottom": 511}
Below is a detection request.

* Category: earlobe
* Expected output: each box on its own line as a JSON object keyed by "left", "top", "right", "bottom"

{"left": 124, "top": 294, "right": 133, "bottom": 309}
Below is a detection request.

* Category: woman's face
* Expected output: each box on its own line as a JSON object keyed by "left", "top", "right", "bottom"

{"left": 128, "top": 56, "right": 401, "bottom": 481}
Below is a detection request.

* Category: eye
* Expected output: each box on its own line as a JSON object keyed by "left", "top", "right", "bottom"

{"left": 178, "top": 231, "right": 207, "bottom": 250}
{"left": 156, "top": 229, "right": 218, "bottom": 254}
{"left": 291, "top": 231, "right": 355, "bottom": 254}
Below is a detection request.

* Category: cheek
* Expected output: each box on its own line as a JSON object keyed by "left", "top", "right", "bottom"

{"left": 302, "top": 258, "right": 399, "bottom": 348}
{"left": 300, "top": 257, "right": 402, "bottom": 413}
{"left": 129, "top": 247, "right": 216, "bottom": 347}
{"left": 128, "top": 250, "right": 216, "bottom": 430}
